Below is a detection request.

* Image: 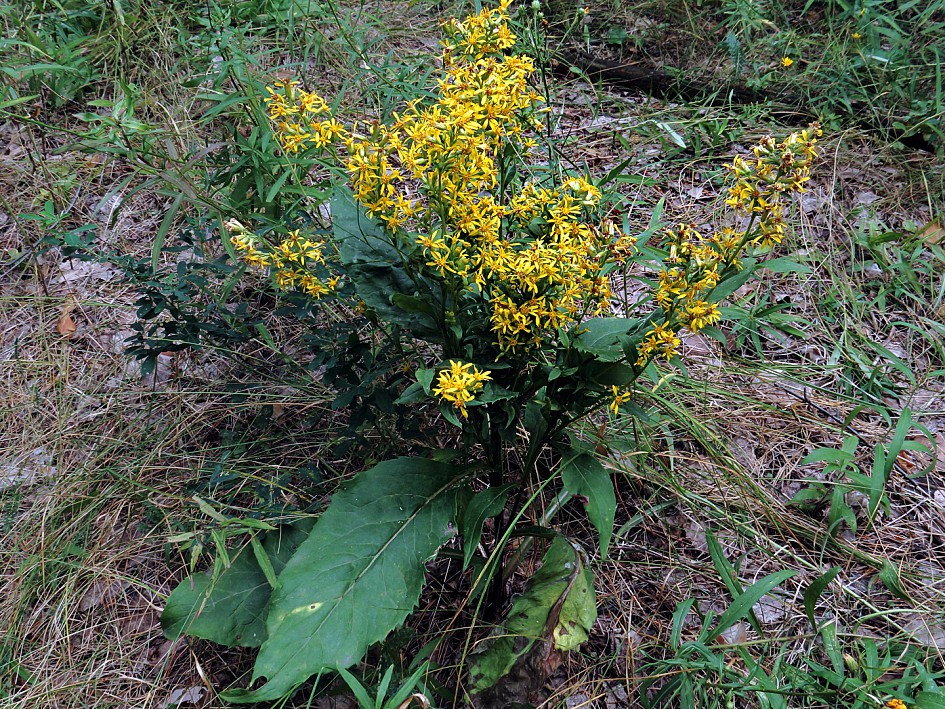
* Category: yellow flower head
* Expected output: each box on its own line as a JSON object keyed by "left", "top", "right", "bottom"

{"left": 432, "top": 361, "right": 492, "bottom": 418}
{"left": 886, "top": 700, "right": 908, "bottom": 709}
{"left": 781, "top": 56, "right": 794, "bottom": 68}
{"left": 609, "top": 386, "right": 632, "bottom": 414}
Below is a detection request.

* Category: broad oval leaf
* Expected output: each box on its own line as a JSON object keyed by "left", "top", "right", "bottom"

{"left": 916, "top": 691, "right": 945, "bottom": 709}
{"left": 469, "top": 535, "right": 596, "bottom": 692}
{"left": 223, "top": 458, "right": 464, "bottom": 703}
{"left": 331, "top": 186, "right": 442, "bottom": 339}
{"left": 553, "top": 558, "right": 596, "bottom": 651}
{"left": 161, "top": 521, "right": 313, "bottom": 648}
{"left": 559, "top": 451, "right": 616, "bottom": 558}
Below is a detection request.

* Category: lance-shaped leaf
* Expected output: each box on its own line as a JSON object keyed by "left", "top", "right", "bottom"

{"left": 460, "top": 485, "right": 512, "bottom": 570}
{"left": 559, "top": 450, "right": 616, "bottom": 558}
{"left": 223, "top": 458, "right": 464, "bottom": 703}
{"left": 161, "top": 521, "right": 313, "bottom": 648}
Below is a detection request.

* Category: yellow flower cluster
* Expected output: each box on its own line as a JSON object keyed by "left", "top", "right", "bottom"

{"left": 886, "top": 701, "right": 908, "bottom": 709}
{"left": 265, "top": 3, "right": 637, "bottom": 355}
{"left": 725, "top": 125, "right": 821, "bottom": 250}
{"left": 637, "top": 125, "right": 821, "bottom": 365}
{"left": 226, "top": 220, "right": 339, "bottom": 299}
{"left": 432, "top": 360, "right": 493, "bottom": 417}
{"left": 265, "top": 80, "right": 345, "bottom": 154}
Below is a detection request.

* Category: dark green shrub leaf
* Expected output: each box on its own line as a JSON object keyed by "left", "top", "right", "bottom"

{"left": 573, "top": 317, "right": 645, "bottom": 362}
{"left": 460, "top": 485, "right": 512, "bottom": 570}
{"left": 223, "top": 458, "right": 464, "bottom": 703}
{"left": 583, "top": 361, "right": 636, "bottom": 387}
{"left": 332, "top": 186, "right": 441, "bottom": 339}
{"left": 559, "top": 450, "right": 616, "bottom": 557}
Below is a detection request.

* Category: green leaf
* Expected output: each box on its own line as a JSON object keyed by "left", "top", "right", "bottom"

{"left": 468, "top": 536, "right": 595, "bottom": 692}
{"left": 394, "top": 381, "right": 426, "bottom": 405}
{"left": 707, "top": 569, "right": 797, "bottom": 641}
{"left": 153, "top": 192, "right": 184, "bottom": 272}
{"left": 161, "top": 521, "right": 312, "bottom": 648}
{"left": 705, "top": 530, "right": 763, "bottom": 633}
{"left": 801, "top": 446, "right": 856, "bottom": 466}
{"left": 820, "top": 619, "right": 845, "bottom": 676}
{"left": 554, "top": 559, "right": 596, "bottom": 651}
{"left": 573, "top": 317, "right": 645, "bottom": 362}
{"left": 760, "top": 257, "right": 812, "bottom": 274}
{"left": 915, "top": 691, "right": 945, "bottom": 709}
{"left": 389, "top": 293, "right": 437, "bottom": 316}
{"left": 878, "top": 560, "right": 911, "bottom": 601}
{"left": 803, "top": 567, "right": 841, "bottom": 630}
{"left": 583, "top": 361, "right": 636, "bottom": 387}
{"left": 710, "top": 258, "right": 758, "bottom": 302}
{"left": 337, "top": 667, "right": 375, "bottom": 709}
{"left": 670, "top": 599, "right": 696, "bottom": 649}
{"left": 332, "top": 186, "right": 441, "bottom": 339}
{"left": 417, "top": 367, "right": 435, "bottom": 394}
{"left": 264, "top": 169, "right": 293, "bottom": 205}
{"left": 223, "top": 458, "right": 464, "bottom": 703}
{"left": 460, "top": 486, "right": 512, "bottom": 570}
{"left": 559, "top": 451, "right": 616, "bottom": 558}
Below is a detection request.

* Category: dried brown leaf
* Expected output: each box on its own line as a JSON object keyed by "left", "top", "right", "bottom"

{"left": 56, "top": 296, "right": 78, "bottom": 338}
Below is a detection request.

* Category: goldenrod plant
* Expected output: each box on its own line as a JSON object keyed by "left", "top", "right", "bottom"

{"left": 161, "top": 2, "right": 821, "bottom": 702}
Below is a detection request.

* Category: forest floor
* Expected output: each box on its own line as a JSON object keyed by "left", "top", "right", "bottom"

{"left": 1, "top": 0, "right": 944, "bottom": 707}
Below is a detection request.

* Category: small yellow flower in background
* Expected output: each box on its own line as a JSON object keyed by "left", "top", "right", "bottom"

{"left": 886, "top": 700, "right": 908, "bottom": 709}
{"left": 852, "top": 32, "right": 862, "bottom": 39}
{"left": 781, "top": 56, "right": 794, "bottom": 68}
{"left": 609, "top": 386, "right": 632, "bottom": 414}
{"left": 432, "top": 361, "right": 492, "bottom": 418}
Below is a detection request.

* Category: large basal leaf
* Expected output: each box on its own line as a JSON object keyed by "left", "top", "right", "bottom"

{"left": 553, "top": 557, "right": 596, "bottom": 651}
{"left": 223, "top": 458, "right": 464, "bottom": 703}
{"left": 559, "top": 450, "right": 616, "bottom": 558}
{"left": 331, "top": 186, "right": 441, "bottom": 339}
{"left": 468, "top": 535, "right": 596, "bottom": 692}
{"left": 161, "top": 521, "right": 313, "bottom": 648}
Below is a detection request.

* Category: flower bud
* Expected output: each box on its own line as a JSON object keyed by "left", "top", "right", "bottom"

{"left": 842, "top": 653, "right": 859, "bottom": 673}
